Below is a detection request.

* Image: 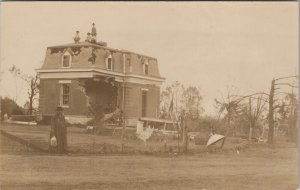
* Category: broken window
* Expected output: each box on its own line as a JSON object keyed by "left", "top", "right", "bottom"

{"left": 60, "top": 84, "right": 70, "bottom": 106}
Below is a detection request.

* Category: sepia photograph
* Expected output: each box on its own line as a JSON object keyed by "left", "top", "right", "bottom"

{"left": 0, "top": 2, "right": 298, "bottom": 190}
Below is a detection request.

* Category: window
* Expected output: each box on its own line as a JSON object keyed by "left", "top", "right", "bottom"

{"left": 141, "top": 90, "right": 147, "bottom": 117}
{"left": 129, "top": 62, "right": 133, "bottom": 73}
{"left": 60, "top": 84, "right": 70, "bottom": 106}
{"left": 63, "top": 55, "right": 70, "bottom": 67}
{"left": 144, "top": 64, "right": 149, "bottom": 75}
{"left": 143, "top": 59, "right": 149, "bottom": 75}
{"left": 106, "top": 54, "right": 113, "bottom": 70}
{"left": 62, "top": 51, "right": 72, "bottom": 68}
{"left": 107, "top": 57, "right": 112, "bottom": 70}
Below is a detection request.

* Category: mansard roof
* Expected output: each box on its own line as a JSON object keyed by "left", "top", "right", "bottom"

{"left": 40, "top": 41, "right": 163, "bottom": 79}
{"left": 48, "top": 41, "right": 157, "bottom": 60}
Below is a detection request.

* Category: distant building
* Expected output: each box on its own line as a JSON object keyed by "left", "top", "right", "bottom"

{"left": 37, "top": 23, "right": 165, "bottom": 126}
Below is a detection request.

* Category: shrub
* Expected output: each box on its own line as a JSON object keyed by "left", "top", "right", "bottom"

{"left": 1, "top": 97, "right": 25, "bottom": 119}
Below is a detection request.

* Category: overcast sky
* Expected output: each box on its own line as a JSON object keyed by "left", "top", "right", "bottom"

{"left": 0, "top": 2, "right": 298, "bottom": 115}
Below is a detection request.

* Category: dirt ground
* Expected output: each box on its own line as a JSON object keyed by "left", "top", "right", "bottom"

{"left": 0, "top": 124, "right": 298, "bottom": 190}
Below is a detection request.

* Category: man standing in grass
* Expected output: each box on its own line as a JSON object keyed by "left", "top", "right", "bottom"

{"left": 49, "top": 106, "right": 68, "bottom": 154}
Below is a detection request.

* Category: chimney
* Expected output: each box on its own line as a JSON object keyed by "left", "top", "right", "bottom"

{"left": 85, "top": 32, "right": 91, "bottom": 42}
{"left": 73, "top": 31, "right": 80, "bottom": 43}
{"left": 91, "top": 23, "right": 97, "bottom": 43}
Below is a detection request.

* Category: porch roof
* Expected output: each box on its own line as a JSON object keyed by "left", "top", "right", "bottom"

{"left": 36, "top": 68, "right": 165, "bottom": 82}
{"left": 36, "top": 68, "right": 165, "bottom": 87}
{"left": 139, "top": 117, "right": 173, "bottom": 124}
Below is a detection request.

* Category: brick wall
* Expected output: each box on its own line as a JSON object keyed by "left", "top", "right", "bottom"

{"left": 39, "top": 79, "right": 88, "bottom": 116}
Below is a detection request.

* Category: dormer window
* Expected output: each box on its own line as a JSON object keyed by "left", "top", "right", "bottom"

{"left": 62, "top": 51, "right": 72, "bottom": 68}
{"left": 143, "top": 59, "right": 149, "bottom": 75}
{"left": 106, "top": 54, "right": 113, "bottom": 70}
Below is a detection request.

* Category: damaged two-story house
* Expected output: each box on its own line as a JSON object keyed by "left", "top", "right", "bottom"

{"left": 37, "top": 24, "right": 165, "bottom": 126}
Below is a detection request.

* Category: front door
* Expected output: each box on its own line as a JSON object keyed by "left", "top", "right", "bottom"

{"left": 141, "top": 91, "right": 147, "bottom": 117}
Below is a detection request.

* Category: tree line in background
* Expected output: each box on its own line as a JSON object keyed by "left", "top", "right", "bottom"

{"left": 160, "top": 81, "right": 204, "bottom": 120}
{"left": 160, "top": 78, "right": 298, "bottom": 146}
{"left": 1, "top": 66, "right": 298, "bottom": 146}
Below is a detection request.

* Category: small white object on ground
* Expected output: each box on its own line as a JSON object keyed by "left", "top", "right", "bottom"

{"left": 50, "top": 136, "right": 57, "bottom": 147}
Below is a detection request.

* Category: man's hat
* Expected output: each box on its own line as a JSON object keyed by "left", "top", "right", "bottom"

{"left": 56, "top": 106, "right": 63, "bottom": 111}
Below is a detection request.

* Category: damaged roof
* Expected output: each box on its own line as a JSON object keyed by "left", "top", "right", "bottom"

{"left": 48, "top": 41, "right": 157, "bottom": 60}
{"left": 41, "top": 41, "right": 162, "bottom": 78}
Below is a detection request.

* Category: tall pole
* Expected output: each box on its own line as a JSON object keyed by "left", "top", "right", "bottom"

{"left": 121, "top": 54, "right": 126, "bottom": 152}
{"left": 268, "top": 79, "right": 275, "bottom": 145}
{"left": 177, "top": 120, "right": 180, "bottom": 152}
{"left": 225, "top": 107, "right": 231, "bottom": 137}
{"left": 121, "top": 83, "right": 126, "bottom": 152}
{"left": 174, "top": 89, "right": 180, "bottom": 152}
{"left": 0, "top": 66, "right": 3, "bottom": 118}
{"left": 289, "top": 85, "right": 296, "bottom": 142}
{"left": 175, "top": 91, "right": 178, "bottom": 114}
{"left": 248, "top": 97, "right": 253, "bottom": 141}
{"left": 182, "top": 113, "right": 188, "bottom": 153}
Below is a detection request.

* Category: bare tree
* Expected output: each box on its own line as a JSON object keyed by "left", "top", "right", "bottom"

{"left": 247, "top": 96, "right": 266, "bottom": 141}
{"left": 268, "top": 76, "right": 298, "bottom": 145}
{"left": 233, "top": 76, "right": 298, "bottom": 145}
{"left": 278, "top": 92, "right": 298, "bottom": 142}
{"left": 9, "top": 65, "right": 39, "bottom": 115}
{"left": 215, "top": 87, "right": 244, "bottom": 136}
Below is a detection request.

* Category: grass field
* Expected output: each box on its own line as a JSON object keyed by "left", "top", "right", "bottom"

{"left": 0, "top": 123, "right": 247, "bottom": 154}
{"left": 0, "top": 123, "right": 298, "bottom": 190}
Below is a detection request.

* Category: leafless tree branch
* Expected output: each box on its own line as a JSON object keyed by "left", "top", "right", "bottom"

{"left": 275, "top": 83, "right": 298, "bottom": 88}
{"left": 274, "top": 75, "right": 298, "bottom": 81}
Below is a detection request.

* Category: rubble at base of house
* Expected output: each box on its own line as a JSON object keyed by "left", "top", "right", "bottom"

{"left": 65, "top": 116, "right": 93, "bottom": 125}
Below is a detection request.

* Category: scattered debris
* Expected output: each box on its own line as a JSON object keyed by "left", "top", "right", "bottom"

{"left": 206, "top": 134, "right": 226, "bottom": 148}
{"left": 136, "top": 121, "right": 154, "bottom": 143}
